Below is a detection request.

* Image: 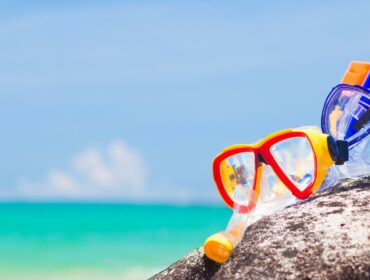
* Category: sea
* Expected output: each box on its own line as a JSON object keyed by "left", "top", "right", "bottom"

{"left": 0, "top": 203, "right": 230, "bottom": 280}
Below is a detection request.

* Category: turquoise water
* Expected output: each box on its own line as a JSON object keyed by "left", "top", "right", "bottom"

{"left": 0, "top": 203, "right": 230, "bottom": 279}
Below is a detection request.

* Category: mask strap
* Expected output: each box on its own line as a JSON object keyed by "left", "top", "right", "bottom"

{"left": 364, "top": 72, "right": 370, "bottom": 89}
{"left": 353, "top": 108, "right": 370, "bottom": 132}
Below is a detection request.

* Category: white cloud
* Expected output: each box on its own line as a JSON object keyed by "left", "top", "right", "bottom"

{"left": 0, "top": 140, "right": 209, "bottom": 203}
{"left": 16, "top": 140, "right": 148, "bottom": 201}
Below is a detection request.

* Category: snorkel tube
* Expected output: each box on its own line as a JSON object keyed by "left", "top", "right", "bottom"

{"left": 204, "top": 126, "right": 348, "bottom": 264}
{"left": 204, "top": 61, "right": 369, "bottom": 264}
{"left": 204, "top": 164, "right": 297, "bottom": 264}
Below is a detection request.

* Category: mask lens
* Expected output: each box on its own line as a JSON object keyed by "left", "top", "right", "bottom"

{"left": 219, "top": 152, "right": 255, "bottom": 205}
{"left": 270, "top": 137, "right": 315, "bottom": 191}
{"left": 323, "top": 85, "right": 370, "bottom": 147}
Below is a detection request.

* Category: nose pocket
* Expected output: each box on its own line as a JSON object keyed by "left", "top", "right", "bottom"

{"left": 259, "top": 165, "right": 290, "bottom": 203}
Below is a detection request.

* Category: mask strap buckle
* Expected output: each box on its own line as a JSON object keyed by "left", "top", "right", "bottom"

{"left": 335, "top": 140, "right": 349, "bottom": 165}
{"left": 327, "top": 136, "right": 349, "bottom": 165}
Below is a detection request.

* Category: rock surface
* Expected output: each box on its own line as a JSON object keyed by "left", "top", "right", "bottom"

{"left": 151, "top": 177, "right": 370, "bottom": 280}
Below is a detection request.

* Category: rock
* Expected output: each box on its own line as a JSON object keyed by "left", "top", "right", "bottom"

{"left": 151, "top": 177, "right": 370, "bottom": 280}
{"left": 149, "top": 248, "right": 220, "bottom": 280}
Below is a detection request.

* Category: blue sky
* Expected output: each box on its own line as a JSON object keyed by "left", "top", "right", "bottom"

{"left": 0, "top": 0, "right": 370, "bottom": 203}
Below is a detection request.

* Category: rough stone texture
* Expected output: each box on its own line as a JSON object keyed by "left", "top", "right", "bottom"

{"left": 151, "top": 177, "right": 370, "bottom": 280}
{"left": 149, "top": 248, "right": 220, "bottom": 280}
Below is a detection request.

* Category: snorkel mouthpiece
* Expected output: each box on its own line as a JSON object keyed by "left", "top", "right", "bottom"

{"left": 327, "top": 136, "right": 349, "bottom": 165}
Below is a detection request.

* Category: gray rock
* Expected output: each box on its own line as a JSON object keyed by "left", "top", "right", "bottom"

{"left": 151, "top": 177, "right": 370, "bottom": 280}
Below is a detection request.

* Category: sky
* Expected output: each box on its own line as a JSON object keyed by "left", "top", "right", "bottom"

{"left": 0, "top": 0, "right": 370, "bottom": 203}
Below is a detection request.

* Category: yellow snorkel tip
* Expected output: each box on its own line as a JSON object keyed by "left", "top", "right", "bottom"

{"left": 204, "top": 232, "right": 234, "bottom": 264}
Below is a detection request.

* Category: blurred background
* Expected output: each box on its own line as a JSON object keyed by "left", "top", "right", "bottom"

{"left": 1, "top": 0, "right": 370, "bottom": 279}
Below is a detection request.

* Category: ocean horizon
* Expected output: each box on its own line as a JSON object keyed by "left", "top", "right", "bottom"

{"left": 0, "top": 202, "right": 230, "bottom": 279}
